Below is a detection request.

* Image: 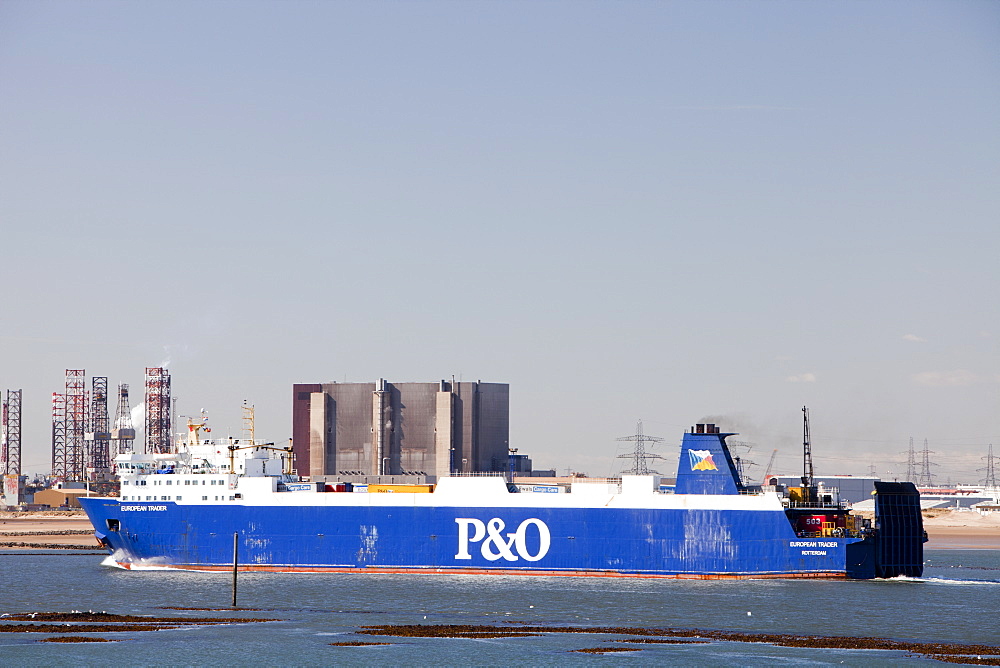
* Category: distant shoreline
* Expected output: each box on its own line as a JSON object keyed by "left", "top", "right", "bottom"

{"left": 924, "top": 525, "right": 1000, "bottom": 550}
{"left": 0, "top": 513, "right": 98, "bottom": 550}
{"left": 922, "top": 510, "right": 1000, "bottom": 550}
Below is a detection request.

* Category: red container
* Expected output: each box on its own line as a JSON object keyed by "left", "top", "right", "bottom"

{"left": 797, "top": 515, "right": 828, "bottom": 533}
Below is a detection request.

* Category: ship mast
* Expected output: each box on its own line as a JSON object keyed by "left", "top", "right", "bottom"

{"left": 801, "top": 406, "right": 814, "bottom": 489}
{"left": 242, "top": 401, "right": 255, "bottom": 444}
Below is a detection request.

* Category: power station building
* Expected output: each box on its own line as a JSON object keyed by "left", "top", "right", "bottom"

{"left": 291, "top": 379, "right": 509, "bottom": 482}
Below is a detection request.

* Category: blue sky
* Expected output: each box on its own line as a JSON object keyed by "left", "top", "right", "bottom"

{"left": 1, "top": 1, "right": 997, "bottom": 483}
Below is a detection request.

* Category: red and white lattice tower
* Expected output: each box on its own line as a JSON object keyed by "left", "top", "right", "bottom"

{"left": 51, "top": 392, "right": 67, "bottom": 481}
{"left": 86, "top": 376, "right": 111, "bottom": 478}
{"left": 65, "top": 369, "right": 87, "bottom": 481}
{"left": 1, "top": 396, "right": 6, "bottom": 474}
{"left": 145, "top": 368, "right": 171, "bottom": 454}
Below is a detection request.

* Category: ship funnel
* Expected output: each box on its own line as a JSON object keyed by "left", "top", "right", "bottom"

{"left": 674, "top": 426, "right": 742, "bottom": 495}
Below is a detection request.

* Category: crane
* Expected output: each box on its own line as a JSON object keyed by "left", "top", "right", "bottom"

{"left": 761, "top": 449, "right": 778, "bottom": 485}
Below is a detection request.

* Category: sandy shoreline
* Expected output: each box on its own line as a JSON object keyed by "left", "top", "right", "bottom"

{"left": 921, "top": 510, "right": 1000, "bottom": 549}
{"left": 924, "top": 525, "right": 1000, "bottom": 550}
{"left": 0, "top": 513, "right": 99, "bottom": 549}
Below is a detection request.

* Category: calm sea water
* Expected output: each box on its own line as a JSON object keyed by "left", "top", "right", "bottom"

{"left": 1, "top": 549, "right": 998, "bottom": 666}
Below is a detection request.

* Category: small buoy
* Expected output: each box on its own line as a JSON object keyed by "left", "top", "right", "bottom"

{"left": 747, "top": 611, "right": 752, "bottom": 616}
{"left": 529, "top": 605, "right": 534, "bottom": 608}
{"left": 423, "top": 616, "right": 426, "bottom": 619}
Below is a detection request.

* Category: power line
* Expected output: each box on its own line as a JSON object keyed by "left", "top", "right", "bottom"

{"left": 615, "top": 420, "right": 665, "bottom": 475}
{"left": 916, "top": 438, "right": 938, "bottom": 487}
{"left": 979, "top": 444, "right": 998, "bottom": 488}
{"left": 902, "top": 436, "right": 917, "bottom": 482}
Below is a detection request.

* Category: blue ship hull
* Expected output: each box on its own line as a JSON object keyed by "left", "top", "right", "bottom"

{"left": 80, "top": 424, "right": 922, "bottom": 579}
{"left": 80, "top": 498, "right": 865, "bottom": 578}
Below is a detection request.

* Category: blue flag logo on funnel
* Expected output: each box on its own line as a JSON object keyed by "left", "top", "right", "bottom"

{"left": 688, "top": 449, "right": 718, "bottom": 471}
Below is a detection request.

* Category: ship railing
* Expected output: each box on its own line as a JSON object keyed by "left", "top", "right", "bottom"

{"left": 447, "top": 472, "right": 506, "bottom": 478}
{"left": 796, "top": 529, "right": 840, "bottom": 539}
{"left": 131, "top": 465, "right": 226, "bottom": 476}
{"left": 786, "top": 501, "right": 848, "bottom": 510}
{"left": 795, "top": 528, "right": 866, "bottom": 539}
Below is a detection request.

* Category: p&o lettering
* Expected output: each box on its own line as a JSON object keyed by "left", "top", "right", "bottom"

{"left": 454, "top": 517, "right": 551, "bottom": 562}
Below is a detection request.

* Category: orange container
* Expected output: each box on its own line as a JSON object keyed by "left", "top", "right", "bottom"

{"left": 368, "top": 484, "right": 434, "bottom": 494}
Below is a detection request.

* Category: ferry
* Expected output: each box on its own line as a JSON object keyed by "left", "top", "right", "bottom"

{"left": 80, "top": 420, "right": 924, "bottom": 578}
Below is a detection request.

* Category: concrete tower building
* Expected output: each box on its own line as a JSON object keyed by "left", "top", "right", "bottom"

{"left": 291, "top": 379, "right": 509, "bottom": 482}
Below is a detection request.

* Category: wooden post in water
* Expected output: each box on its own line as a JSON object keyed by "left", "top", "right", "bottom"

{"left": 231, "top": 531, "right": 238, "bottom": 607}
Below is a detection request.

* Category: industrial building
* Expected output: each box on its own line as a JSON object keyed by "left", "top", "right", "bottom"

{"left": 33, "top": 486, "right": 95, "bottom": 509}
{"left": 291, "top": 379, "right": 509, "bottom": 482}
